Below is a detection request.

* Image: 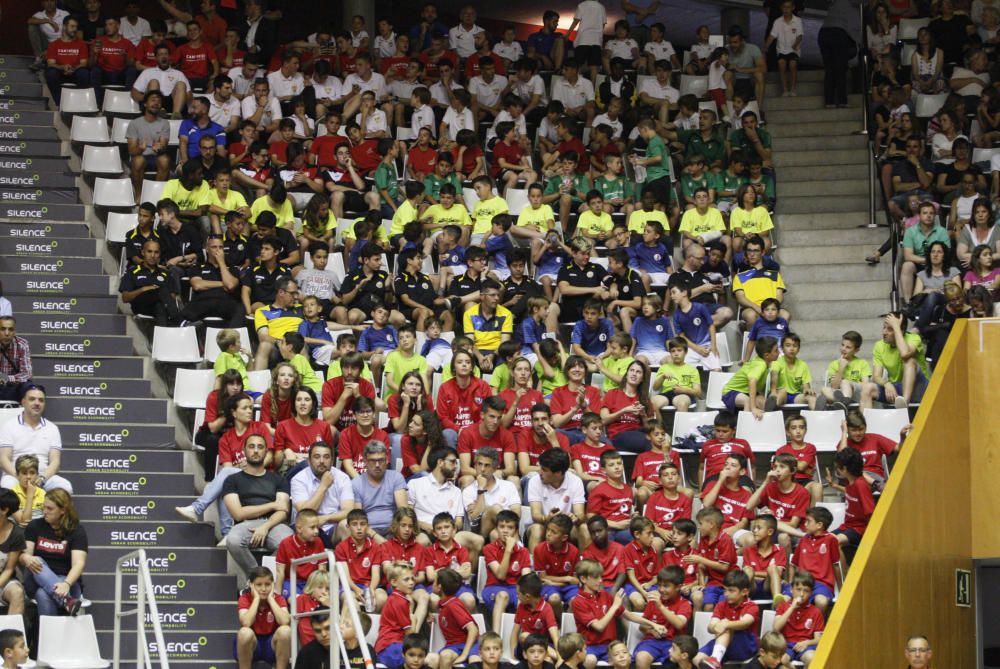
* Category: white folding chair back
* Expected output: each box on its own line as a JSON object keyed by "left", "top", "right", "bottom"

{"left": 915, "top": 93, "right": 949, "bottom": 118}
{"left": 715, "top": 336, "right": 733, "bottom": 369}
{"left": 151, "top": 326, "right": 201, "bottom": 363}
{"left": 692, "top": 611, "right": 713, "bottom": 646}
{"left": 972, "top": 147, "right": 1000, "bottom": 165}
{"left": 248, "top": 369, "right": 273, "bottom": 394}
{"left": 104, "top": 211, "right": 135, "bottom": 244}
{"left": 901, "top": 43, "right": 916, "bottom": 67}
{"left": 475, "top": 556, "right": 487, "bottom": 601}
{"left": 463, "top": 187, "right": 480, "bottom": 210}
{"left": 735, "top": 410, "right": 786, "bottom": 452}
{"left": 499, "top": 613, "right": 517, "bottom": 660}
{"left": 679, "top": 74, "right": 708, "bottom": 98}
{"left": 110, "top": 116, "right": 131, "bottom": 144}
{"left": 81, "top": 146, "right": 123, "bottom": 175}
{"left": 102, "top": 88, "right": 141, "bottom": 115}
{"left": 139, "top": 179, "right": 168, "bottom": 205}
{"left": 262, "top": 555, "right": 277, "bottom": 579}
{"left": 799, "top": 409, "right": 845, "bottom": 452}
{"left": 759, "top": 609, "right": 776, "bottom": 637}
{"left": 365, "top": 614, "right": 380, "bottom": 646}
{"left": 168, "top": 119, "right": 182, "bottom": 145}
{"left": 862, "top": 408, "right": 908, "bottom": 442}
{"left": 396, "top": 127, "right": 414, "bottom": 141}
{"left": 625, "top": 620, "right": 643, "bottom": 653}
{"left": 71, "top": 115, "right": 110, "bottom": 144}
{"left": 705, "top": 371, "right": 734, "bottom": 410}
{"left": 898, "top": 17, "right": 930, "bottom": 40}
{"left": 672, "top": 410, "right": 718, "bottom": 446}
{"left": 505, "top": 188, "right": 529, "bottom": 214}
{"left": 334, "top": 218, "right": 355, "bottom": 248}
{"left": 60, "top": 88, "right": 99, "bottom": 114}
{"left": 37, "top": 614, "right": 110, "bottom": 668}
{"left": 818, "top": 501, "right": 846, "bottom": 531}
{"left": 173, "top": 368, "right": 217, "bottom": 408}
{"left": 93, "top": 177, "right": 136, "bottom": 207}
{"left": 560, "top": 612, "right": 577, "bottom": 635}
{"left": 204, "top": 326, "right": 251, "bottom": 363}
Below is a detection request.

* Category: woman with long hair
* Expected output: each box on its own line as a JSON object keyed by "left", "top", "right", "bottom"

{"left": 549, "top": 354, "right": 603, "bottom": 445}
{"left": 298, "top": 192, "right": 335, "bottom": 255}
{"left": 601, "top": 359, "right": 657, "bottom": 453}
{"left": 196, "top": 368, "right": 244, "bottom": 481}
{"left": 499, "top": 357, "right": 545, "bottom": 448}
{"left": 275, "top": 387, "right": 333, "bottom": 478}
{"left": 963, "top": 243, "right": 1000, "bottom": 299}
{"left": 175, "top": 393, "right": 273, "bottom": 540}
{"left": 22, "top": 489, "right": 88, "bottom": 616}
{"left": 911, "top": 27, "right": 945, "bottom": 94}
{"left": 260, "top": 362, "right": 301, "bottom": 432}
{"left": 435, "top": 350, "right": 492, "bottom": 447}
{"left": 912, "top": 241, "right": 962, "bottom": 332}
{"left": 956, "top": 197, "right": 1000, "bottom": 267}
{"left": 401, "top": 410, "right": 446, "bottom": 479}
{"left": 388, "top": 371, "right": 434, "bottom": 463}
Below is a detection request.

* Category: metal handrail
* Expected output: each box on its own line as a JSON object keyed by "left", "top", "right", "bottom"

{"left": 112, "top": 549, "right": 170, "bottom": 669}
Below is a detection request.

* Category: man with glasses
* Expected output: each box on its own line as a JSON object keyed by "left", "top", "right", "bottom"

{"left": 446, "top": 246, "right": 488, "bottom": 314}
{"left": 0, "top": 319, "right": 33, "bottom": 404}
{"left": 0, "top": 385, "right": 71, "bottom": 493}
{"left": 462, "top": 279, "right": 513, "bottom": 373}
{"left": 732, "top": 235, "right": 789, "bottom": 329}
{"left": 407, "top": 447, "right": 484, "bottom": 558}
{"left": 461, "top": 446, "right": 520, "bottom": 540}
{"left": 904, "top": 636, "right": 932, "bottom": 668}
{"left": 252, "top": 276, "right": 303, "bottom": 370}
{"left": 290, "top": 442, "right": 356, "bottom": 545}
{"left": 350, "top": 441, "right": 407, "bottom": 538}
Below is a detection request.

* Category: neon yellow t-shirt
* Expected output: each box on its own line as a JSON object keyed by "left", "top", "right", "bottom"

{"left": 873, "top": 333, "right": 930, "bottom": 382}
{"left": 250, "top": 195, "right": 295, "bottom": 228}
{"left": 390, "top": 199, "right": 420, "bottom": 237}
{"left": 576, "top": 210, "right": 614, "bottom": 237}
{"left": 535, "top": 361, "right": 568, "bottom": 396}
{"left": 602, "top": 355, "right": 635, "bottom": 391}
{"left": 771, "top": 356, "right": 812, "bottom": 394}
{"left": 424, "top": 203, "right": 472, "bottom": 229}
{"left": 730, "top": 206, "right": 774, "bottom": 236}
{"left": 161, "top": 179, "right": 210, "bottom": 212}
{"left": 289, "top": 353, "right": 322, "bottom": 393}
{"left": 384, "top": 350, "right": 428, "bottom": 399}
{"left": 213, "top": 350, "right": 250, "bottom": 388}
{"left": 627, "top": 208, "right": 670, "bottom": 235}
{"left": 723, "top": 357, "right": 769, "bottom": 395}
{"left": 655, "top": 362, "right": 701, "bottom": 393}
{"left": 200, "top": 188, "right": 248, "bottom": 212}
{"left": 343, "top": 218, "right": 390, "bottom": 244}
{"left": 327, "top": 358, "right": 375, "bottom": 381}
{"left": 517, "top": 204, "right": 555, "bottom": 231}
{"left": 472, "top": 196, "right": 510, "bottom": 235}
{"left": 679, "top": 207, "right": 725, "bottom": 236}
{"left": 826, "top": 357, "right": 872, "bottom": 384}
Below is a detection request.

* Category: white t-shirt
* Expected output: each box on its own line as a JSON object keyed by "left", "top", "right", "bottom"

{"left": 512, "top": 74, "right": 548, "bottom": 105}
{"left": 442, "top": 107, "right": 475, "bottom": 141}
{"left": 33, "top": 9, "right": 70, "bottom": 43}
{"left": 769, "top": 15, "right": 804, "bottom": 55}
{"left": 356, "top": 108, "right": 388, "bottom": 137}
{"left": 351, "top": 29, "right": 369, "bottom": 48}
{"left": 119, "top": 15, "right": 152, "bottom": 46}
{"left": 605, "top": 38, "right": 639, "bottom": 60}
{"left": 267, "top": 70, "right": 306, "bottom": 99}
{"left": 469, "top": 74, "right": 508, "bottom": 109}
{"left": 430, "top": 80, "right": 463, "bottom": 107}
{"left": 344, "top": 72, "right": 387, "bottom": 101}
{"left": 312, "top": 75, "right": 346, "bottom": 102}
{"left": 643, "top": 39, "right": 676, "bottom": 61}
{"left": 526, "top": 470, "right": 586, "bottom": 516}
{"left": 288, "top": 114, "right": 316, "bottom": 138}
{"left": 691, "top": 42, "right": 714, "bottom": 61}
{"left": 573, "top": 0, "right": 608, "bottom": 47}
{"left": 487, "top": 110, "right": 527, "bottom": 140}
{"left": 462, "top": 476, "right": 520, "bottom": 513}
{"left": 208, "top": 94, "right": 241, "bottom": 127}
{"left": 0, "top": 414, "right": 62, "bottom": 473}
{"left": 709, "top": 60, "right": 727, "bottom": 90}
{"left": 228, "top": 66, "right": 256, "bottom": 98}
{"left": 240, "top": 95, "right": 283, "bottom": 130}
{"left": 592, "top": 113, "right": 623, "bottom": 139}
{"left": 538, "top": 116, "right": 560, "bottom": 142}
{"left": 449, "top": 24, "right": 484, "bottom": 58}
{"left": 373, "top": 32, "right": 397, "bottom": 58}
{"left": 133, "top": 67, "right": 191, "bottom": 96}
{"left": 552, "top": 76, "right": 595, "bottom": 110}
{"left": 639, "top": 77, "right": 679, "bottom": 103}
{"left": 390, "top": 79, "right": 421, "bottom": 101}
{"left": 950, "top": 67, "right": 990, "bottom": 97}
{"left": 408, "top": 475, "right": 466, "bottom": 526}
{"left": 675, "top": 111, "right": 700, "bottom": 131}
{"left": 411, "top": 105, "right": 437, "bottom": 137}
{"left": 492, "top": 41, "right": 524, "bottom": 63}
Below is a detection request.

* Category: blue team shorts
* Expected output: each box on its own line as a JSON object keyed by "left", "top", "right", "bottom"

{"left": 233, "top": 633, "right": 275, "bottom": 664}
{"left": 540, "top": 584, "right": 579, "bottom": 602}
{"left": 482, "top": 584, "right": 518, "bottom": 610}
{"left": 699, "top": 629, "right": 758, "bottom": 662}
{"left": 702, "top": 585, "right": 726, "bottom": 606}
{"left": 377, "top": 643, "right": 404, "bottom": 669}
{"left": 634, "top": 639, "right": 673, "bottom": 663}
{"left": 781, "top": 581, "right": 834, "bottom": 602}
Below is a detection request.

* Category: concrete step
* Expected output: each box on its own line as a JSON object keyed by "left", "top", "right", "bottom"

{"left": 780, "top": 261, "right": 891, "bottom": 283}
{"left": 32, "top": 355, "right": 145, "bottom": 378}
{"left": 772, "top": 134, "right": 868, "bottom": 151}
{"left": 0, "top": 201, "right": 88, "bottom": 222}
{"left": 767, "top": 120, "right": 862, "bottom": 137}
{"left": 765, "top": 81, "right": 823, "bottom": 96}
{"left": 98, "top": 630, "right": 234, "bottom": 666}
{"left": 777, "top": 195, "right": 871, "bottom": 214}
{"left": 0, "top": 272, "right": 112, "bottom": 297}
{"left": 91, "top": 602, "right": 235, "bottom": 633}
{"left": 16, "top": 312, "right": 126, "bottom": 335}
{"left": 785, "top": 281, "right": 888, "bottom": 301}
{"left": 0, "top": 126, "right": 59, "bottom": 141}
{"left": 773, "top": 149, "right": 867, "bottom": 167}
{"left": 0, "top": 156, "right": 76, "bottom": 173}
{"left": 778, "top": 226, "right": 886, "bottom": 247}
{"left": 0, "top": 82, "right": 44, "bottom": 99}
{"left": 0, "top": 256, "right": 104, "bottom": 274}
{"left": 37, "top": 376, "right": 152, "bottom": 399}
{"left": 766, "top": 106, "right": 859, "bottom": 124}
{"left": 767, "top": 69, "right": 824, "bottom": 82}
{"left": 778, "top": 178, "right": 868, "bottom": 197}
{"left": 0, "top": 97, "right": 48, "bottom": 111}
{"left": 791, "top": 298, "right": 889, "bottom": 320}
{"left": 0, "top": 221, "right": 91, "bottom": 238}
{"left": 786, "top": 318, "right": 883, "bottom": 343}
{"left": 46, "top": 396, "right": 169, "bottom": 424}
{"left": 68, "top": 471, "right": 192, "bottom": 497}
{"left": 61, "top": 448, "right": 183, "bottom": 471}
{"left": 776, "top": 212, "right": 884, "bottom": 230}
{"left": 0, "top": 109, "right": 56, "bottom": 126}
{"left": 0, "top": 171, "right": 77, "bottom": 189}
{"left": 61, "top": 423, "right": 177, "bottom": 449}
{"left": 764, "top": 94, "right": 863, "bottom": 111}
{"left": 775, "top": 164, "right": 869, "bottom": 182}
{"left": 0, "top": 139, "right": 62, "bottom": 157}
{"left": 88, "top": 547, "right": 230, "bottom": 575}
{"left": 778, "top": 244, "right": 883, "bottom": 265}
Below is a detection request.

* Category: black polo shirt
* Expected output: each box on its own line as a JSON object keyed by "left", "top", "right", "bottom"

{"left": 189, "top": 262, "right": 241, "bottom": 301}
{"left": 124, "top": 226, "right": 160, "bottom": 266}
{"left": 118, "top": 263, "right": 170, "bottom": 294}
{"left": 502, "top": 275, "right": 543, "bottom": 323}
{"left": 339, "top": 269, "right": 391, "bottom": 313}
{"left": 668, "top": 269, "right": 720, "bottom": 306}
{"left": 223, "top": 233, "right": 250, "bottom": 268}
{"left": 603, "top": 267, "right": 645, "bottom": 304}
{"left": 242, "top": 262, "right": 291, "bottom": 304}
{"left": 557, "top": 261, "right": 607, "bottom": 321}
{"left": 157, "top": 223, "right": 203, "bottom": 263}
{"left": 394, "top": 270, "right": 437, "bottom": 309}
{"left": 246, "top": 228, "right": 298, "bottom": 263}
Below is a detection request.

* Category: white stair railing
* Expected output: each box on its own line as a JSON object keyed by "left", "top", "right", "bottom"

{"left": 112, "top": 549, "right": 170, "bottom": 669}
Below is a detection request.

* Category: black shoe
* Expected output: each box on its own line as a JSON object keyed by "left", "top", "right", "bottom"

{"left": 62, "top": 595, "right": 81, "bottom": 616}
{"left": 764, "top": 395, "right": 778, "bottom": 412}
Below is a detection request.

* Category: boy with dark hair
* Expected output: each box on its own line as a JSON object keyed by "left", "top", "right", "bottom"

{"left": 692, "top": 571, "right": 761, "bottom": 669}
{"left": 534, "top": 513, "right": 580, "bottom": 620}
{"left": 435, "top": 568, "right": 481, "bottom": 669}
{"left": 633, "top": 566, "right": 693, "bottom": 669}
{"left": 773, "top": 571, "right": 824, "bottom": 667}
{"left": 333, "top": 245, "right": 396, "bottom": 326}
{"left": 821, "top": 330, "right": 879, "bottom": 411}
{"left": 570, "top": 299, "right": 615, "bottom": 370}
{"left": 740, "top": 514, "right": 787, "bottom": 606}
{"left": 828, "top": 447, "right": 875, "bottom": 552}
{"left": 0, "top": 628, "right": 28, "bottom": 669}
{"left": 236, "top": 566, "right": 292, "bottom": 669}
{"left": 745, "top": 454, "right": 810, "bottom": 550}
{"left": 510, "top": 572, "right": 559, "bottom": 659}
{"left": 788, "top": 507, "right": 840, "bottom": 614}
{"left": 580, "top": 515, "right": 626, "bottom": 591}
{"left": 586, "top": 451, "right": 634, "bottom": 545}
{"left": 482, "top": 509, "right": 532, "bottom": 633}
{"left": 701, "top": 455, "right": 754, "bottom": 547}
{"left": 688, "top": 507, "right": 737, "bottom": 612}
{"left": 700, "top": 411, "right": 755, "bottom": 488}
{"left": 722, "top": 336, "right": 780, "bottom": 418}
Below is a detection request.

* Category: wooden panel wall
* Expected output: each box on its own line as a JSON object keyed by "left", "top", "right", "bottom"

{"left": 969, "top": 319, "right": 1000, "bottom": 558}
{"left": 811, "top": 319, "right": 976, "bottom": 668}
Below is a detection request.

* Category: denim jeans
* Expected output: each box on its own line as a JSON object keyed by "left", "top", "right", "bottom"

{"left": 192, "top": 466, "right": 239, "bottom": 536}
{"left": 24, "top": 558, "right": 82, "bottom": 616}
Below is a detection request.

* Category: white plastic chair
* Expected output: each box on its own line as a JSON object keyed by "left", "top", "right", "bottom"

{"left": 735, "top": 410, "right": 786, "bottom": 452}
{"left": 862, "top": 408, "right": 908, "bottom": 442}
{"left": 248, "top": 369, "right": 272, "bottom": 394}
{"left": 704, "top": 371, "right": 734, "bottom": 410}
{"left": 60, "top": 88, "right": 99, "bottom": 114}
{"left": 104, "top": 211, "right": 135, "bottom": 244}
{"left": 499, "top": 613, "right": 517, "bottom": 660}
{"left": 560, "top": 612, "right": 577, "bottom": 635}
{"left": 168, "top": 119, "right": 182, "bottom": 145}
{"left": 365, "top": 614, "right": 380, "bottom": 646}
{"left": 396, "top": 127, "right": 414, "bottom": 141}
{"left": 428, "top": 613, "right": 487, "bottom": 654}
{"left": 818, "top": 501, "right": 846, "bottom": 532}
{"left": 475, "top": 556, "right": 487, "bottom": 601}
{"left": 914, "top": 93, "right": 948, "bottom": 119}
{"left": 691, "top": 611, "right": 713, "bottom": 647}
{"left": 81, "top": 146, "right": 123, "bottom": 176}
{"left": 679, "top": 74, "right": 709, "bottom": 98}
{"left": 173, "top": 368, "right": 217, "bottom": 409}
{"left": 671, "top": 410, "right": 718, "bottom": 446}
{"left": 70, "top": 115, "right": 110, "bottom": 144}
{"left": 972, "top": 147, "right": 1000, "bottom": 165}
{"left": 93, "top": 177, "right": 136, "bottom": 207}
{"left": 0, "top": 409, "right": 21, "bottom": 427}
{"left": 898, "top": 17, "right": 930, "bottom": 40}
{"left": 715, "top": 336, "right": 733, "bottom": 369}
{"left": 262, "top": 555, "right": 277, "bottom": 579}
{"left": 505, "top": 188, "right": 529, "bottom": 214}
{"left": 463, "top": 187, "right": 480, "bottom": 211}
{"left": 111, "top": 116, "right": 131, "bottom": 144}
{"left": 102, "top": 88, "right": 141, "bottom": 115}
{"left": 625, "top": 620, "right": 643, "bottom": 654}
{"left": 759, "top": 609, "right": 776, "bottom": 637}
{"left": 151, "top": 326, "right": 201, "bottom": 364}
{"left": 139, "top": 180, "right": 168, "bottom": 206}
{"left": 799, "top": 409, "right": 845, "bottom": 452}
{"left": 37, "top": 614, "right": 110, "bottom": 668}
{"left": 204, "top": 326, "right": 251, "bottom": 364}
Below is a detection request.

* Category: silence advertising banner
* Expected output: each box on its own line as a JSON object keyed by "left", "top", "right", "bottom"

{"left": 0, "top": 156, "right": 75, "bottom": 173}
{"left": 1, "top": 221, "right": 91, "bottom": 238}
{"left": 44, "top": 396, "right": 169, "bottom": 423}
{"left": 24, "top": 296, "right": 119, "bottom": 316}
{"left": 0, "top": 202, "right": 86, "bottom": 220}
{"left": 0, "top": 98, "right": 47, "bottom": 111}
{"left": 0, "top": 257, "right": 104, "bottom": 274}
{"left": 0, "top": 140, "right": 63, "bottom": 156}
{"left": 0, "top": 125, "right": 59, "bottom": 140}
{"left": 38, "top": 377, "right": 151, "bottom": 399}
{"left": 15, "top": 312, "right": 126, "bottom": 335}
{"left": 90, "top": 600, "right": 232, "bottom": 630}
{"left": 60, "top": 423, "right": 176, "bottom": 449}
{"left": 0, "top": 171, "right": 76, "bottom": 188}
{"left": 0, "top": 69, "right": 47, "bottom": 84}
{"left": 0, "top": 56, "right": 36, "bottom": 66}
{"left": 0, "top": 273, "right": 113, "bottom": 297}
{"left": 27, "top": 333, "right": 135, "bottom": 356}
{"left": 0, "top": 82, "right": 44, "bottom": 98}
{"left": 30, "top": 355, "right": 142, "bottom": 377}
{"left": 62, "top": 449, "right": 182, "bottom": 474}
{"left": 0, "top": 236, "right": 98, "bottom": 257}
{"left": 89, "top": 548, "right": 229, "bottom": 576}
{"left": 98, "top": 629, "right": 232, "bottom": 662}
{"left": 0, "top": 188, "right": 78, "bottom": 204}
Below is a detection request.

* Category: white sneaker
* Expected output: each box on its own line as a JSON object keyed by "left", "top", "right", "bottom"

{"left": 894, "top": 395, "right": 908, "bottom": 409}
{"left": 175, "top": 505, "right": 199, "bottom": 523}
{"left": 216, "top": 535, "right": 229, "bottom": 548}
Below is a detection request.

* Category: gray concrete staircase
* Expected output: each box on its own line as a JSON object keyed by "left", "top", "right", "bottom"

{"left": 765, "top": 69, "right": 891, "bottom": 379}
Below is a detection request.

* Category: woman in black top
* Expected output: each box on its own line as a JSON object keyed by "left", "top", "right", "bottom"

{"left": 21, "top": 489, "right": 88, "bottom": 616}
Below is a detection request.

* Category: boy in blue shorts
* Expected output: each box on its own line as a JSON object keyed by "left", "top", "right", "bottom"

{"left": 534, "top": 513, "right": 581, "bottom": 620}
{"left": 570, "top": 299, "right": 615, "bottom": 371}
{"left": 634, "top": 566, "right": 693, "bottom": 669}
{"left": 510, "top": 572, "right": 559, "bottom": 660}
{"left": 773, "top": 571, "right": 824, "bottom": 666}
{"left": 482, "top": 509, "right": 533, "bottom": 634}
{"left": 435, "top": 567, "right": 481, "bottom": 669}
{"left": 235, "top": 566, "right": 291, "bottom": 669}
{"left": 722, "top": 336, "right": 780, "bottom": 418}
{"left": 628, "top": 220, "right": 672, "bottom": 294}
{"left": 693, "top": 571, "right": 761, "bottom": 669}
{"left": 623, "top": 516, "right": 660, "bottom": 610}
{"left": 572, "top": 559, "right": 626, "bottom": 668}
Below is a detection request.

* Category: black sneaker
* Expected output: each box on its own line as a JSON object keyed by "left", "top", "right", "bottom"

{"left": 764, "top": 395, "right": 778, "bottom": 412}
{"left": 62, "top": 595, "right": 81, "bottom": 616}
{"left": 833, "top": 390, "right": 848, "bottom": 405}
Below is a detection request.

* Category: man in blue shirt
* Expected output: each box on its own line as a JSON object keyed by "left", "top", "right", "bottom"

{"left": 525, "top": 10, "right": 567, "bottom": 71}
{"left": 178, "top": 96, "right": 227, "bottom": 165}
{"left": 409, "top": 2, "right": 450, "bottom": 53}
{"left": 350, "top": 441, "right": 408, "bottom": 536}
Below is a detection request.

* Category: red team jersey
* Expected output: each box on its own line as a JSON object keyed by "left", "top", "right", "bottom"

{"left": 259, "top": 392, "right": 292, "bottom": 427}
{"left": 640, "top": 596, "right": 692, "bottom": 640}
{"left": 514, "top": 599, "right": 558, "bottom": 636}
{"left": 407, "top": 145, "right": 438, "bottom": 176}
{"left": 483, "top": 540, "right": 532, "bottom": 586}
{"left": 426, "top": 541, "right": 470, "bottom": 572}
{"left": 533, "top": 540, "right": 580, "bottom": 578}
{"left": 623, "top": 541, "right": 661, "bottom": 584}
{"left": 438, "top": 595, "right": 477, "bottom": 646}
{"left": 586, "top": 481, "right": 634, "bottom": 523}
{"left": 378, "top": 537, "right": 429, "bottom": 573}
{"left": 333, "top": 536, "right": 378, "bottom": 587}
{"left": 661, "top": 546, "right": 698, "bottom": 585}
{"left": 519, "top": 430, "right": 570, "bottom": 469}
{"left": 490, "top": 140, "right": 525, "bottom": 178}
{"left": 338, "top": 425, "right": 390, "bottom": 474}
{"left": 571, "top": 441, "right": 614, "bottom": 479}
{"left": 695, "top": 532, "right": 737, "bottom": 587}
{"left": 549, "top": 385, "right": 602, "bottom": 430}
{"left": 700, "top": 438, "right": 755, "bottom": 481}
{"left": 581, "top": 541, "right": 625, "bottom": 587}
{"left": 273, "top": 418, "right": 333, "bottom": 458}
{"left": 135, "top": 38, "right": 176, "bottom": 67}
{"left": 741, "top": 544, "right": 788, "bottom": 576}
{"left": 601, "top": 389, "right": 649, "bottom": 439}
{"left": 711, "top": 598, "right": 760, "bottom": 633}
{"left": 774, "top": 442, "right": 819, "bottom": 484}
{"left": 310, "top": 134, "right": 350, "bottom": 168}
{"left": 275, "top": 534, "right": 325, "bottom": 581}
{"left": 842, "top": 476, "right": 876, "bottom": 535}
{"left": 774, "top": 600, "right": 825, "bottom": 643}
{"left": 792, "top": 533, "right": 840, "bottom": 588}
{"left": 218, "top": 421, "right": 274, "bottom": 466}
{"left": 174, "top": 41, "right": 216, "bottom": 78}
{"left": 93, "top": 36, "right": 133, "bottom": 71}
{"left": 756, "top": 481, "right": 811, "bottom": 523}
{"left": 238, "top": 591, "right": 288, "bottom": 636}
{"left": 846, "top": 434, "right": 896, "bottom": 479}
{"left": 435, "top": 378, "right": 492, "bottom": 432}
{"left": 47, "top": 39, "right": 89, "bottom": 66}
{"left": 701, "top": 484, "right": 751, "bottom": 529}
{"left": 499, "top": 388, "right": 545, "bottom": 442}
{"left": 633, "top": 449, "right": 683, "bottom": 483}
{"left": 321, "top": 377, "right": 377, "bottom": 430}
{"left": 457, "top": 424, "right": 517, "bottom": 462}
{"left": 643, "top": 490, "right": 693, "bottom": 532}
{"left": 573, "top": 589, "right": 622, "bottom": 645}
{"left": 376, "top": 590, "right": 412, "bottom": 652}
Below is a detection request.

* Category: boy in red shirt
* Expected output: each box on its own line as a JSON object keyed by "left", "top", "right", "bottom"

{"left": 580, "top": 515, "right": 626, "bottom": 591}
{"left": 660, "top": 519, "right": 699, "bottom": 597}
{"left": 786, "top": 506, "right": 840, "bottom": 613}
{"left": 90, "top": 17, "right": 135, "bottom": 95}
{"left": 633, "top": 566, "right": 693, "bottom": 669}
{"left": 829, "top": 447, "right": 876, "bottom": 553}
{"left": 482, "top": 509, "right": 532, "bottom": 634}
{"left": 571, "top": 413, "right": 614, "bottom": 491}
{"left": 236, "top": 566, "right": 291, "bottom": 669}
{"left": 686, "top": 507, "right": 736, "bottom": 612}
{"left": 426, "top": 512, "right": 475, "bottom": 612}
{"left": 773, "top": 571, "right": 824, "bottom": 666}
{"left": 534, "top": 513, "right": 580, "bottom": 619}
{"left": 775, "top": 413, "right": 822, "bottom": 505}
{"left": 333, "top": 509, "right": 387, "bottom": 613}
{"left": 585, "top": 451, "right": 634, "bottom": 544}
{"left": 643, "top": 462, "right": 693, "bottom": 552}
{"left": 840, "top": 410, "right": 900, "bottom": 491}
{"left": 510, "top": 572, "right": 559, "bottom": 660}
{"left": 572, "top": 558, "right": 625, "bottom": 668}
{"left": 633, "top": 421, "right": 682, "bottom": 506}
{"left": 309, "top": 114, "right": 349, "bottom": 169}
{"left": 700, "top": 455, "right": 753, "bottom": 548}
{"left": 273, "top": 509, "right": 325, "bottom": 598}
{"left": 699, "top": 410, "right": 755, "bottom": 488}
{"left": 745, "top": 454, "right": 810, "bottom": 551}
{"left": 692, "top": 571, "right": 761, "bottom": 669}
{"left": 435, "top": 568, "right": 481, "bottom": 669}
{"left": 622, "top": 517, "right": 661, "bottom": 610}
{"left": 135, "top": 22, "right": 176, "bottom": 70}
{"left": 740, "top": 515, "right": 787, "bottom": 606}
{"left": 173, "top": 20, "right": 219, "bottom": 89}
{"left": 375, "top": 562, "right": 418, "bottom": 669}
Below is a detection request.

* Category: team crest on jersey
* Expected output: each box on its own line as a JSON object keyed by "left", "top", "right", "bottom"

{"left": 819, "top": 544, "right": 827, "bottom": 554}
{"left": 599, "top": 333, "right": 607, "bottom": 341}
{"left": 422, "top": 282, "right": 429, "bottom": 289}
{"left": 586, "top": 271, "right": 593, "bottom": 278}
{"left": 805, "top": 619, "right": 814, "bottom": 629}
{"left": 654, "top": 254, "right": 662, "bottom": 261}
{"left": 362, "top": 557, "right": 371, "bottom": 568}
{"left": 656, "top": 325, "right": 663, "bottom": 332}
{"left": 376, "top": 281, "right": 384, "bottom": 288}
{"left": 512, "top": 561, "right": 521, "bottom": 571}
{"left": 612, "top": 557, "right": 620, "bottom": 566}
{"left": 475, "top": 397, "right": 484, "bottom": 404}
{"left": 693, "top": 317, "right": 702, "bottom": 325}
{"left": 564, "top": 561, "right": 572, "bottom": 571}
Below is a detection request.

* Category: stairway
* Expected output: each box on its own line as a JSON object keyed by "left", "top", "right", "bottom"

{"left": 764, "top": 69, "right": 891, "bottom": 380}
{"left": 0, "top": 54, "right": 236, "bottom": 666}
